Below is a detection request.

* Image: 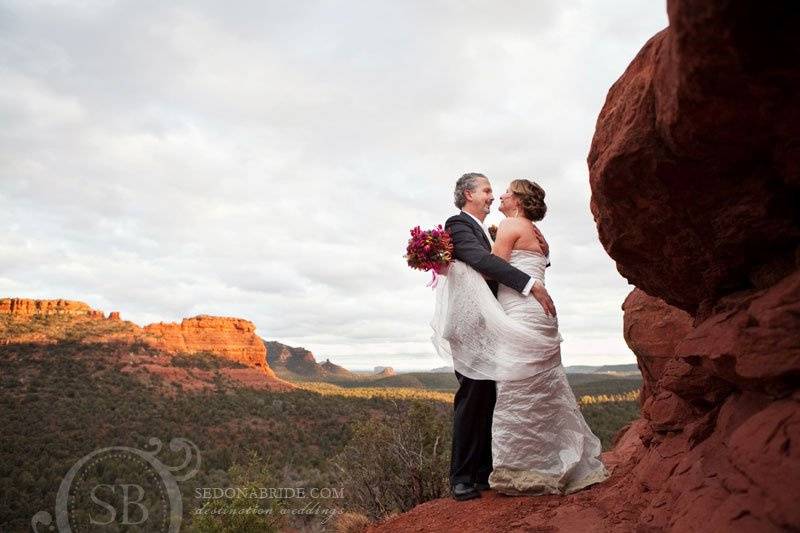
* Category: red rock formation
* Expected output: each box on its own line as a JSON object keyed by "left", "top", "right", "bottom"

{"left": 265, "top": 340, "right": 320, "bottom": 373}
{"left": 586, "top": 1, "right": 800, "bottom": 529}
{"left": 587, "top": 1, "right": 800, "bottom": 317}
{"left": 320, "top": 358, "right": 350, "bottom": 376}
{"left": 374, "top": 366, "right": 396, "bottom": 377}
{"left": 265, "top": 341, "right": 296, "bottom": 366}
{"left": 675, "top": 269, "right": 800, "bottom": 389}
{"left": 265, "top": 339, "right": 354, "bottom": 378}
{"left": 616, "top": 286, "right": 798, "bottom": 530}
{"left": 622, "top": 289, "right": 693, "bottom": 405}
{"left": 144, "top": 315, "right": 280, "bottom": 378}
{"left": 0, "top": 298, "right": 105, "bottom": 318}
{"left": 370, "top": 2, "right": 800, "bottom": 531}
{"left": 1, "top": 298, "right": 289, "bottom": 386}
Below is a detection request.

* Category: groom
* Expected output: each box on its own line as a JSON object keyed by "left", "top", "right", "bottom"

{"left": 445, "top": 172, "right": 555, "bottom": 501}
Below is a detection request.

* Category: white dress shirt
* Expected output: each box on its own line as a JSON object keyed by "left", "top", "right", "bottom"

{"left": 461, "top": 210, "right": 539, "bottom": 296}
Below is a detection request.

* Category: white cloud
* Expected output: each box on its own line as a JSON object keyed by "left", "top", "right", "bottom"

{"left": 0, "top": 0, "right": 667, "bottom": 370}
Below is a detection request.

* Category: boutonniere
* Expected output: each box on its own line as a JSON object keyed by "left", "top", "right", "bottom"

{"left": 488, "top": 225, "right": 498, "bottom": 241}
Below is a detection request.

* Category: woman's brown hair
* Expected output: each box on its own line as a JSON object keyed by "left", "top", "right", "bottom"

{"left": 509, "top": 179, "right": 547, "bottom": 221}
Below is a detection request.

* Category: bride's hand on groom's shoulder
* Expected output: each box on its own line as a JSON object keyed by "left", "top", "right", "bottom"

{"left": 532, "top": 281, "right": 557, "bottom": 318}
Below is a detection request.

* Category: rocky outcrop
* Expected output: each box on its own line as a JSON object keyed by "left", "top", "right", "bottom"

{"left": 265, "top": 340, "right": 354, "bottom": 378}
{"left": 265, "top": 340, "right": 300, "bottom": 366}
{"left": 674, "top": 270, "right": 800, "bottom": 390}
{"left": 0, "top": 298, "right": 106, "bottom": 318}
{"left": 622, "top": 289, "right": 694, "bottom": 407}
{"left": 616, "top": 285, "right": 798, "bottom": 531}
{"left": 144, "top": 315, "right": 273, "bottom": 374}
{"left": 374, "top": 366, "right": 395, "bottom": 376}
{"left": 265, "top": 340, "right": 322, "bottom": 376}
{"left": 585, "top": 1, "right": 800, "bottom": 530}
{"left": 1, "top": 298, "right": 288, "bottom": 385}
{"left": 0, "top": 298, "right": 134, "bottom": 345}
{"left": 320, "top": 358, "right": 350, "bottom": 376}
{"left": 588, "top": 0, "right": 800, "bottom": 318}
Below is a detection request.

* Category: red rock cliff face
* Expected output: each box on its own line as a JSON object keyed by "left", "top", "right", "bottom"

{"left": 588, "top": 1, "right": 800, "bottom": 530}
{"left": 588, "top": 1, "right": 800, "bottom": 318}
{"left": 1, "top": 299, "right": 285, "bottom": 383}
{"left": 0, "top": 298, "right": 106, "bottom": 318}
{"left": 143, "top": 315, "right": 278, "bottom": 377}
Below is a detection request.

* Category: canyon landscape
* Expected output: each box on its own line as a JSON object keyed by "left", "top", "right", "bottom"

{"left": 2, "top": 1, "right": 797, "bottom": 532}
{"left": 0, "top": 293, "right": 641, "bottom": 531}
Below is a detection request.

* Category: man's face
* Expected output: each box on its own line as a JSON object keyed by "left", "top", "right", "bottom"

{"left": 466, "top": 177, "right": 494, "bottom": 215}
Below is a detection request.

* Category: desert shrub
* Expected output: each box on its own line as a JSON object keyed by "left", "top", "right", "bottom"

{"left": 188, "top": 452, "right": 285, "bottom": 533}
{"left": 129, "top": 338, "right": 161, "bottom": 356}
{"left": 333, "top": 400, "right": 450, "bottom": 519}
{"left": 571, "top": 376, "right": 642, "bottom": 397}
{"left": 172, "top": 351, "right": 248, "bottom": 369}
{"left": 296, "top": 381, "right": 454, "bottom": 403}
{"left": 580, "top": 400, "right": 641, "bottom": 449}
{"left": 331, "top": 511, "right": 371, "bottom": 532}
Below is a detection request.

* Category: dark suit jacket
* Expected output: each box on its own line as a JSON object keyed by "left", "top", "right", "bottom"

{"left": 445, "top": 212, "right": 531, "bottom": 296}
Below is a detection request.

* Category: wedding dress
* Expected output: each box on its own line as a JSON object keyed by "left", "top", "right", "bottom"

{"left": 431, "top": 249, "right": 609, "bottom": 496}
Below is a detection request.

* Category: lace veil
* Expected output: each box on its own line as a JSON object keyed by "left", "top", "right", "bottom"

{"left": 430, "top": 259, "right": 563, "bottom": 381}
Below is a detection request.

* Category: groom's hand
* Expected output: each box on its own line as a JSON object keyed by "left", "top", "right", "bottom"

{"left": 532, "top": 281, "right": 557, "bottom": 317}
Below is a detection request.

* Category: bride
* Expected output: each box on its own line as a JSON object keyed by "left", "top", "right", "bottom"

{"left": 432, "top": 178, "right": 609, "bottom": 496}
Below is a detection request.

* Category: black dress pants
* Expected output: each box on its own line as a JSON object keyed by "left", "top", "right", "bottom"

{"left": 450, "top": 369, "right": 497, "bottom": 486}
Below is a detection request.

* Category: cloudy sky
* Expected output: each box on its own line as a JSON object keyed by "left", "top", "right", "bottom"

{"left": 1, "top": 1, "right": 667, "bottom": 371}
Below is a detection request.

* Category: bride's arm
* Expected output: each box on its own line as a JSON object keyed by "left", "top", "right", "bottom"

{"left": 445, "top": 215, "right": 531, "bottom": 293}
{"left": 490, "top": 219, "right": 520, "bottom": 262}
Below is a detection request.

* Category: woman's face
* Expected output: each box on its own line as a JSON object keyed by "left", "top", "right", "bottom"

{"left": 499, "top": 187, "right": 519, "bottom": 216}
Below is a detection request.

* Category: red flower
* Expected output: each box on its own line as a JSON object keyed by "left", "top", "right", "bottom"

{"left": 404, "top": 224, "right": 454, "bottom": 274}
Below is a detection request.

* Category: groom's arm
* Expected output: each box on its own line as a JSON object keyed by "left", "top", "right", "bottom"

{"left": 445, "top": 216, "right": 531, "bottom": 294}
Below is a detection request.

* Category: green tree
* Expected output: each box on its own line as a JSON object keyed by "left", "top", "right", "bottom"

{"left": 333, "top": 400, "right": 451, "bottom": 519}
{"left": 188, "top": 451, "right": 285, "bottom": 533}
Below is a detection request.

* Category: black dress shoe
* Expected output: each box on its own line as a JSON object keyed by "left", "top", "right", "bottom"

{"left": 452, "top": 482, "right": 480, "bottom": 501}
{"left": 474, "top": 481, "right": 491, "bottom": 491}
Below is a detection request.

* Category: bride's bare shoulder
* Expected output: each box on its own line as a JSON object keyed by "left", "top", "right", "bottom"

{"left": 497, "top": 217, "right": 529, "bottom": 236}
{"left": 497, "top": 217, "right": 527, "bottom": 230}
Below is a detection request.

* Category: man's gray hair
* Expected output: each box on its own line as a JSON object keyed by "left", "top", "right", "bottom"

{"left": 453, "top": 172, "right": 487, "bottom": 209}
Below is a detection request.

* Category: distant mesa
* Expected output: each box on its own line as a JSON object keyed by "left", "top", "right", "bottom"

{"left": 0, "top": 297, "right": 292, "bottom": 390}
{"left": 1, "top": 297, "right": 107, "bottom": 318}
{"left": 264, "top": 340, "right": 354, "bottom": 378}
{"left": 321, "top": 358, "right": 351, "bottom": 376}
{"left": 374, "top": 366, "right": 396, "bottom": 376}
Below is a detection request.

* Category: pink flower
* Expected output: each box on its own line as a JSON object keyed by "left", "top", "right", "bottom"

{"left": 404, "top": 225, "right": 454, "bottom": 277}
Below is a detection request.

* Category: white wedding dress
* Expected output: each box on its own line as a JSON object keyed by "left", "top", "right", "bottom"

{"left": 431, "top": 249, "right": 609, "bottom": 496}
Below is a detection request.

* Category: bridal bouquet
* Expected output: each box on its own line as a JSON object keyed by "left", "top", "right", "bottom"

{"left": 404, "top": 225, "right": 453, "bottom": 288}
